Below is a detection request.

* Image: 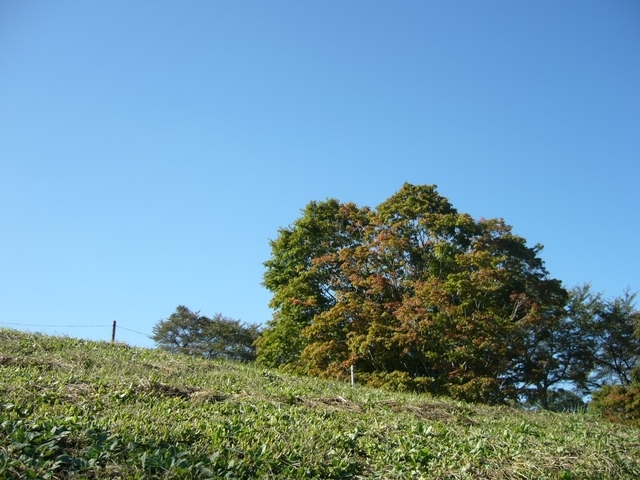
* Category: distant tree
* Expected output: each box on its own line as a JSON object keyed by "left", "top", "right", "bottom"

{"left": 152, "top": 306, "right": 261, "bottom": 362}
{"left": 546, "top": 388, "right": 586, "bottom": 413}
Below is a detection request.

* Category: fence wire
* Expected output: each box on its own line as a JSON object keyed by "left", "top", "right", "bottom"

{"left": 0, "top": 321, "right": 153, "bottom": 340}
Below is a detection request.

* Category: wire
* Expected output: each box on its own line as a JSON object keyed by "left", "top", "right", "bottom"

{"left": 117, "top": 326, "right": 153, "bottom": 338}
{"left": 0, "top": 321, "right": 110, "bottom": 328}
{"left": 0, "top": 321, "right": 153, "bottom": 341}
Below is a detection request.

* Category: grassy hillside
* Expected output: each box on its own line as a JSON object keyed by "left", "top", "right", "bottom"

{"left": 1, "top": 329, "right": 638, "bottom": 479}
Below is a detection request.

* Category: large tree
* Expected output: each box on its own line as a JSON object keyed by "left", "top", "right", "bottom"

{"left": 258, "top": 183, "right": 570, "bottom": 404}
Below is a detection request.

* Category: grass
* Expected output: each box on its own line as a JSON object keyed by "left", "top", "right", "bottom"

{"left": 0, "top": 328, "right": 638, "bottom": 479}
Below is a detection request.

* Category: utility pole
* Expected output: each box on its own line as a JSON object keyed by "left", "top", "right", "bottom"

{"left": 111, "top": 321, "right": 116, "bottom": 343}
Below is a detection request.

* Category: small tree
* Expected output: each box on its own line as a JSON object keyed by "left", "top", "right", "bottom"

{"left": 152, "top": 306, "right": 261, "bottom": 362}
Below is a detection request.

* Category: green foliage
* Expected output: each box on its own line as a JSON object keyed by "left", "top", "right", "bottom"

{"left": 259, "top": 183, "right": 571, "bottom": 405}
{"left": 590, "top": 384, "right": 640, "bottom": 427}
{"left": 259, "top": 200, "right": 370, "bottom": 369}
{"left": 587, "top": 293, "right": 640, "bottom": 426}
{"left": 508, "top": 285, "right": 596, "bottom": 409}
{"left": 540, "top": 389, "right": 586, "bottom": 413}
{"left": 253, "top": 311, "right": 308, "bottom": 371}
{"left": 152, "top": 305, "right": 260, "bottom": 362}
{"left": 591, "top": 289, "right": 640, "bottom": 387}
{"left": 1, "top": 328, "right": 639, "bottom": 479}
{"left": 259, "top": 184, "right": 640, "bottom": 411}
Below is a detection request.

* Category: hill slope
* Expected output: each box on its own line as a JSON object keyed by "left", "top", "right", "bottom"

{"left": 1, "top": 328, "right": 638, "bottom": 479}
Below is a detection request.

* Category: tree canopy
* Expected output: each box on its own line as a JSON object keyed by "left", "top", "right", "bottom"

{"left": 585, "top": 289, "right": 640, "bottom": 425}
{"left": 153, "top": 306, "right": 261, "bottom": 362}
{"left": 257, "top": 183, "right": 574, "bottom": 404}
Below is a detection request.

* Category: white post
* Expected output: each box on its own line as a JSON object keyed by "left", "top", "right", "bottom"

{"left": 351, "top": 365, "right": 355, "bottom": 386}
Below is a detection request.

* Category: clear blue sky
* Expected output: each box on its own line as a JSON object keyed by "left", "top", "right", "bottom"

{"left": 1, "top": 1, "right": 639, "bottom": 347}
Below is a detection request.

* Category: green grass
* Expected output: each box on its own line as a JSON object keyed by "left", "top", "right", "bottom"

{"left": 1, "top": 328, "right": 638, "bottom": 479}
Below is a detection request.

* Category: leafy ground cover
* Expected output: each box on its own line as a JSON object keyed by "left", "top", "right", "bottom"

{"left": 1, "top": 328, "right": 638, "bottom": 479}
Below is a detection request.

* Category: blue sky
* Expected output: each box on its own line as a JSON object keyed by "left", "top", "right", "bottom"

{"left": 1, "top": 1, "right": 639, "bottom": 347}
